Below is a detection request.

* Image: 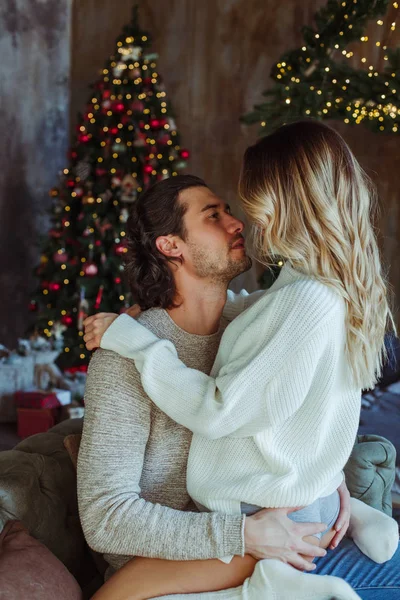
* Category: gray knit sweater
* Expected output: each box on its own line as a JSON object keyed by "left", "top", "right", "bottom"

{"left": 77, "top": 308, "right": 245, "bottom": 578}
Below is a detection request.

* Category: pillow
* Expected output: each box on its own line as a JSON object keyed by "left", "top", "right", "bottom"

{"left": 63, "top": 433, "right": 82, "bottom": 470}
{"left": 0, "top": 520, "right": 82, "bottom": 599}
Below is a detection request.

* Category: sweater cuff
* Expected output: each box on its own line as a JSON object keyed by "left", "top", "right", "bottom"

{"left": 223, "top": 514, "right": 245, "bottom": 557}
{"left": 101, "top": 313, "right": 158, "bottom": 356}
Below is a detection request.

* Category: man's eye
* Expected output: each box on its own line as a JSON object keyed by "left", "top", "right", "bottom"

{"left": 209, "top": 213, "right": 219, "bottom": 219}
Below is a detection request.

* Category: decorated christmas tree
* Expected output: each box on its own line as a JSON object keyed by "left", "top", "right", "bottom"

{"left": 242, "top": 0, "right": 399, "bottom": 135}
{"left": 29, "top": 7, "right": 190, "bottom": 369}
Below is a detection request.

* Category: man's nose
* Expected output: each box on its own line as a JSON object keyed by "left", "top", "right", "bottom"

{"left": 226, "top": 214, "right": 244, "bottom": 234}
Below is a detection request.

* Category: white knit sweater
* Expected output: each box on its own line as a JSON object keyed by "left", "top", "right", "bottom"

{"left": 101, "top": 263, "right": 361, "bottom": 515}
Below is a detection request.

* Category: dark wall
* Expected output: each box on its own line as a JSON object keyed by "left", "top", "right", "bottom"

{"left": 0, "top": 0, "right": 71, "bottom": 347}
{"left": 0, "top": 0, "right": 398, "bottom": 349}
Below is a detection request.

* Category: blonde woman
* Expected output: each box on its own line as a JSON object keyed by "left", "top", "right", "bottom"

{"left": 84, "top": 121, "right": 399, "bottom": 600}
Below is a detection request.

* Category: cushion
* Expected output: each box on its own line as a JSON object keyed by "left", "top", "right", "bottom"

{"left": 344, "top": 434, "right": 396, "bottom": 515}
{"left": 63, "top": 433, "right": 82, "bottom": 471}
{"left": 0, "top": 520, "right": 82, "bottom": 599}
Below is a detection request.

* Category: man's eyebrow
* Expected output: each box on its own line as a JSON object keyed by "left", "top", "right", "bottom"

{"left": 200, "top": 203, "right": 230, "bottom": 213}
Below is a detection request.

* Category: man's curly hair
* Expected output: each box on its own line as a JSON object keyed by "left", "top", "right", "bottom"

{"left": 124, "top": 175, "right": 207, "bottom": 310}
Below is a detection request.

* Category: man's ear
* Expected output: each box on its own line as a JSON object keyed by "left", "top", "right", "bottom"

{"left": 155, "top": 235, "right": 183, "bottom": 260}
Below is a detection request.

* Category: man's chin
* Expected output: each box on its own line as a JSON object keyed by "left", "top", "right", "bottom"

{"left": 228, "top": 255, "right": 253, "bottom": 280}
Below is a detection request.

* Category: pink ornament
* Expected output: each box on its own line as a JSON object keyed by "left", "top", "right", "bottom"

{"left": 49, "top": 282, "right": 61, "bottom": 292}
{"left": 84, "top": 262, "right": 98, "bottom": 277}
{"left": 180, "top": 149, "right": 190, "bottom": 159}
{"left": 144, "top": 164, "right": 153, "bottom": 174}
{"left": 73, "top": 186, "right": 84, "bottom": 197}
{"left": 53, "top": 251, "right": 68, "bottom": 264}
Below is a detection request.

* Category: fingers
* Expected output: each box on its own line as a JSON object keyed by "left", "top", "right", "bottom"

{"left": 126, "top": 304, "right": 141, "bottom": 318}
{"left": 286, "top": 553, "right": 316, "bottom": 572}
{"left": 330, "top": 522, "right": 349, "bottom": 549}
{"left": 297, "top": 540, "right": 327, "bottom": 558}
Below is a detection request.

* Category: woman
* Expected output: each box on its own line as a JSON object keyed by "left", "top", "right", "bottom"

{"left": 84, "top": 121, "right": 399, "bottom": 599}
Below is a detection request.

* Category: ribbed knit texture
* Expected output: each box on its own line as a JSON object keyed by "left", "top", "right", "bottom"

{"left": 101, "top": 263, "right": 361, "bottom": 516}
{"left": 77, "top": 308, "right": 244, "bottom": 579}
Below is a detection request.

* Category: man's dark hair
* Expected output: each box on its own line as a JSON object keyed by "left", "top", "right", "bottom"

{"left": 125, "top": 174, "right": 207, "bottom": 310}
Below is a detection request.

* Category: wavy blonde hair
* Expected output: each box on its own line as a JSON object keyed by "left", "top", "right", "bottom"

{"left": 239, "top": 120, "right": 395, "bottom": 390}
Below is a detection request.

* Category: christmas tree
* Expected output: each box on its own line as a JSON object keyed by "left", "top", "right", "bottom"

{"left": 30, "top": 7, "right": 190, "bottom": 369}
{"left": 242, "top": 0, "right": 399, "bottom": 135}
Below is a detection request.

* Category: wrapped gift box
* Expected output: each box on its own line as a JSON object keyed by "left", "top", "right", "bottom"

{"left": 15, "top": 388, "right": 72, "bottom": 410}
{"left": 17, "top": 408, "right": 58, "bottom": 439}
{"left": 0, "top": 356, "right": 35, "bottom": 422}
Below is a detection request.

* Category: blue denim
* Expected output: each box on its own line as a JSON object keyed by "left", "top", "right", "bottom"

{"left": 313, "top": 538, "right": 400, "bottom": 599}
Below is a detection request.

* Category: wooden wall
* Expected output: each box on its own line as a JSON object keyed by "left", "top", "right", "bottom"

{"left": 0, "top": 0, "right": 398, "bottom": 348}
{"left": 0, "top": 0, "right": 72, "bottom": 347}
{"left": 71, "top": 0, "right": 400, "bottom": 318}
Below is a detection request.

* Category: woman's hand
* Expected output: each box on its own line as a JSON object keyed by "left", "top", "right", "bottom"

{"left": 329, "top": 480, "right": 351, "bottom": 550}
{"left": 83, "top": 313, "right": 119, "bottom": 350}
{"left": 124, "top": 304, "right": 141, "bottom": 319}
{"left": 244, "top": 507, "right": 327, "bottom": 571}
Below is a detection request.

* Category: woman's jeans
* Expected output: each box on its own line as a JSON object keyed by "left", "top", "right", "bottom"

{"left": 314, "top": 538, "right": 400, "bottom": 599}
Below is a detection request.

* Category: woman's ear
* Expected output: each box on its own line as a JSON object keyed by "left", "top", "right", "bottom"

{"left": 155, "top": 235, "right": 183, "bottom": 259}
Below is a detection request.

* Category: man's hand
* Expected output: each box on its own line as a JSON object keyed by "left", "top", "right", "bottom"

{"left": 244, "top": 507, "right": 327, "bottom": 571}
{"left": 329, "top": 480, "right": 351, "bottom": 550}
{"left": 83, "top": 313, "right": 119, "bottom": 350}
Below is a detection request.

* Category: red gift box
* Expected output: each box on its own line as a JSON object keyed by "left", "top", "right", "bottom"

{"left": 17, "top": 408, "right": 58, "bottom": 439}
{"left": 14, "top": 391, "right": 61, "bottom": 410}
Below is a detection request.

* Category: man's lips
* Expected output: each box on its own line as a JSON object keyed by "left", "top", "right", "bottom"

{"left": 231, "top": 238, "right": 245, "bottom": 250}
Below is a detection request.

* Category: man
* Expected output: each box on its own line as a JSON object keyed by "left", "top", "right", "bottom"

{"left": 80, "top": 175, "right": 399, "bottom": 599}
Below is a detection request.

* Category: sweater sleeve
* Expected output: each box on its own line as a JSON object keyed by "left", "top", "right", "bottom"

{"left": 77, "top": 349, "right": 244, "bottom": 560}
{"left": 223, "top": 289, "right": 265, "bottom": 322}
{"left": 100, "top": 283, "right": 342, "bottom": 439}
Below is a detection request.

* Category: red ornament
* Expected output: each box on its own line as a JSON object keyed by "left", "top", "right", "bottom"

{"left": 115, "top": 243, "right": 127, "bottom": 256}
{"left": 110, "top": 127, "right": 119, "bottom": 135}
{"left": 64, "top": 365, "right": 88, "bottom": 374}
{"left": 95, "top": 240, "right": 101, "bottom": 247}
{"left": 144, "top": 164, "right": 153, "bottom": 174}
{"left": 49, "top": 282, "right": 61, "bottom": 292}
{"left": 103, "top": 90, "right": 111, "bottom": 99}
{"left": 83, "top": 262, "right": 98, "bottom": 277}
{"left": 150, "top": 118, "right": 160, "bottom": 128}
{"left": 61, "top": 315, "right": 73, "bottom": 326}
{"left": 79, "top": 134, "right": 90, "bottom": 143}
{"left": 180, "top": 149, "right": 190, "bottom": 159}
{"left": 66, "top": 179, "right": 75, "bottom": 188}
{"left": 95, "top": 167, "right": 107, "bottom": 177}
{"left": 94, "top": 285, "right": 104, "bottom": 310}
{"left": 49, "top": 229, "right": 62, "bottom": 239}
{"left": 115, "top": 277, "right": 121, "bottom": 284}
{"left": 131, "top": 100, "right": 144, "bottom": 112}
{"left": 69, "top": 150, "right": 78, "bottom": 160}
{"left": 158, "top": 134, "right": 170, "bottom": 145}
{"left": 114, "top": 102, "right": 125, "bottom": 113}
